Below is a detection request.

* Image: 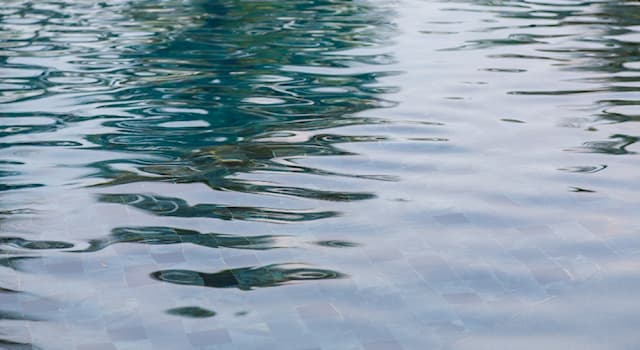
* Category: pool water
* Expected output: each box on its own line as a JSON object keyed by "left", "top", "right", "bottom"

{"left": 1, "top": 0, "right": 639, "bottom": 349}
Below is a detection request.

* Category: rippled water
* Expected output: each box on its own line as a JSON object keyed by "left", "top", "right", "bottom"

{"left": 1, "top": 0, "right": 639, "bottom": 349}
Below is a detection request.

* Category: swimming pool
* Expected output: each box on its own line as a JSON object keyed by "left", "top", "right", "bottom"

{"left": 1, "top": 0, "right": 639, "bottom": 349}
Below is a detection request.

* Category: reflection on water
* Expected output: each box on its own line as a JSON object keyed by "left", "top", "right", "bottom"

{"left": 166, "top": 306, "right": 216, "bottom": 319}
{"left": 76, "top": 226, "right": 290, "bottom": 252}
{"left": 99, "top": 193, "right": 340, "bottom": 222}
{"left": 0, "top": 339, "right": 40, "bottom": 350}
{"left": 151, "top": 264, "right": 345, "bottom": 290}
{"left": 0, "top": 236, "right": 73, "bottom": 250}
{"left": 1, "top": 0, "right": 640, "bottom": 348}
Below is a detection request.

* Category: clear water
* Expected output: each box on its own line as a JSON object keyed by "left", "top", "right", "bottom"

{"left": 0, "top": 0, "right": 639, "bottom": 349}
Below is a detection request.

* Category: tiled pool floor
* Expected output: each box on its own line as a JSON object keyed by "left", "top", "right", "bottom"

{"left": 0, "top": 0, "right": 639, "bottom": 349}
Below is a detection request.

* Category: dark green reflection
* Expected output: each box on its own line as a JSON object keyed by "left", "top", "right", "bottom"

{"left": 0, "top": 339, "right": 40, "bottom": 350}
{"left": 79, "top": 0, "right": 396, "bottom": 209}
{"left": 166, "top": 306, "right": 216, "bottom": 318}
{"left": 314, "top": 240, "right": 361, "bottom": 248}
{"left": 0, "top": 237, "right": 73, "bottom": 250}
{"left": 99, "top": 193, "right": 338, "bottom": 222}
{"left": 0, "top": 0, "right": 387, "bottom": 340}
{"left": 0, "top": 310, "right": 40, "bottom": 322}
{"left": 568, "top": 135, "right": 638, "bottom": 155}
{"left": 151, "top": 264, "right": 345, "bottom": 290}
{"left": 0, "top": 237, "right": 73, "bottom": 271}
{"left": 0, "top": 256, "right": 37, "bottom": 271}
{"left": 76, "top": 226, "right": 289, "bottom": 252}
{"left": 451, "top": 1, "right": 640, "bottom": 162}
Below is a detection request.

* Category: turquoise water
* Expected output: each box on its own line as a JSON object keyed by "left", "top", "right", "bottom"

{"left": 1, "top": 0, "right": 639, "bottom": 349}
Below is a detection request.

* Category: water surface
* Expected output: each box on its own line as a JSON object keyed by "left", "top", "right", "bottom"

{"left": 1, "top": 0, "right": 639, "bottom": 349}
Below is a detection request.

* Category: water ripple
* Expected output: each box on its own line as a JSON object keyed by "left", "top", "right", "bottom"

{"left": 1, "top": 0, "right": 640, "bottom": 348}
{"left": 151, "top": 264, "right": 346, "bottom": 290}
{"left": 75, "top": 226, "right": 291, "bottom": 253}
{"left": 99, "top": 193, "right": 340, "bottom": 222}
